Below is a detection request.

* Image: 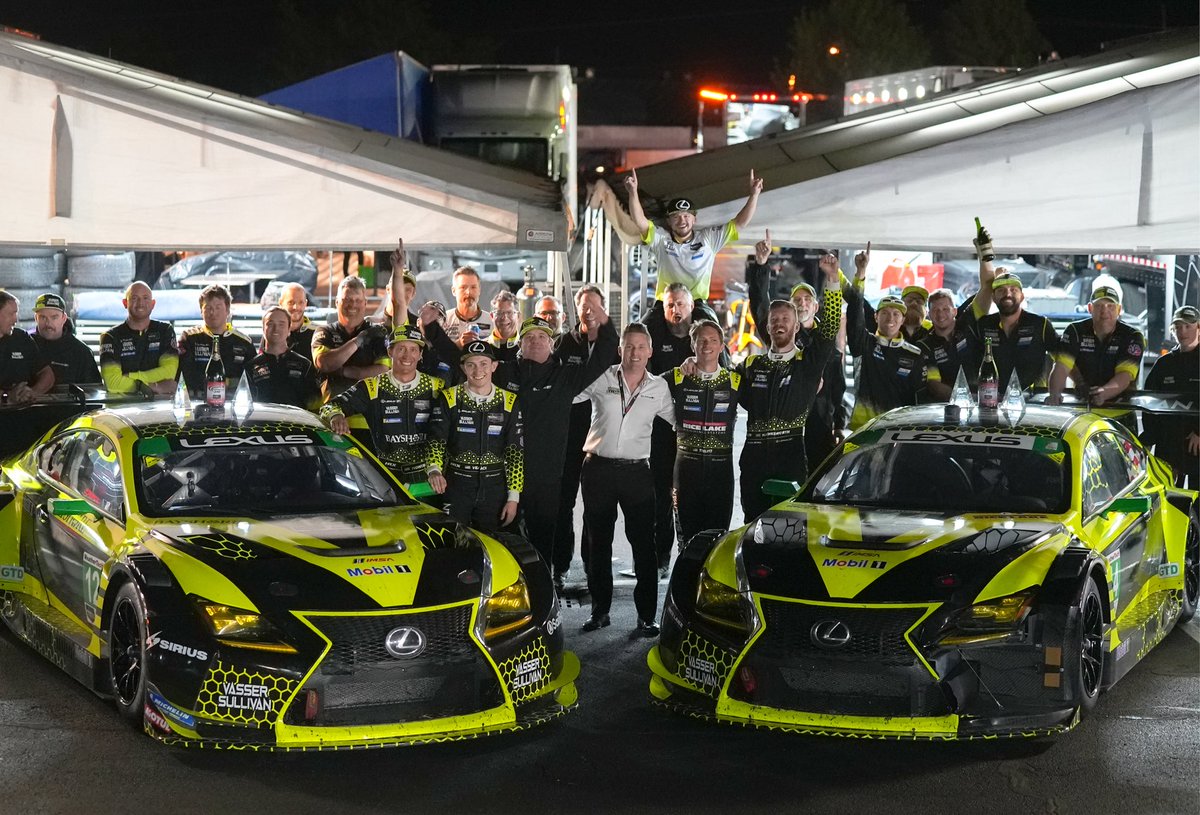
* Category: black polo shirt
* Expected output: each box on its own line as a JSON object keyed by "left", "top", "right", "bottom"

{"left": 32, "top": 332, "right": 101, "bottom": 386}
{"left": 312, "top": 321, "right": 389, "bottom": 402}
{"left": 969, "top": 310, "right": 1059, "bottom": 390}
{"left": 246, "top": 350, "right": 321, "bottom": 410}
{"left": 0, "top": 328, "right": 48, "bottom": 389}
{"left": 1056, "top": 319, "right": 1145, "bottom": 391}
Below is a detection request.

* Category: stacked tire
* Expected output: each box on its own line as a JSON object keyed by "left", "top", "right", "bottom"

{"left": 0, "top": 253, "right": 66, "bottom": 320}
{"left": 63, "top": 251, "right": 137, "bottom": 317}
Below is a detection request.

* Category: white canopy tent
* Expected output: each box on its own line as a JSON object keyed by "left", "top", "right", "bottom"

{"left": 0, "top": 32, "right": 567, "bottom": 252}
{"left": 616, "top": 32, "right": 1200, "bottom": 254}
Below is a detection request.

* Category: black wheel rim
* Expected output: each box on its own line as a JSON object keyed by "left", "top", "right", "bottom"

{"left": 1079, "top": 590, "right": 1103, "bottom": 697}
{"left": 110, "top": 598, "right": 143, "bottom": 706}
{"left": 1186, "top": 519, "right": 1200, "bottom": 608}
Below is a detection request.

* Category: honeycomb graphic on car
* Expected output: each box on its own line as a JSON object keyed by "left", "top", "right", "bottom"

{"left": 675, "top": 630, "right": 736, "bottom": 698}
{"left": 196, "top": 662, "right": 298, "bottom": 725}
{"left": 498, "top": 638, "right": 549, "bottom": 703}
{"left": 182, "top": 533, "right": 257, "bottom": 560}
{"left": 136, "top": 420, "right": 318, "bottom": 441}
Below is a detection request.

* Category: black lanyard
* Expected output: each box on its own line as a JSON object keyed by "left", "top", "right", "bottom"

{"left": 618, "top": 373, "right": 641, "bottom": 417}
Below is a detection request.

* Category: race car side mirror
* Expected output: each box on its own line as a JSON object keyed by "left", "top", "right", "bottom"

{"left": 50, "top": 498, "right": 101, "bottom": 519}
{"left": 1102, "top": 495, "right": 1152, "bottom": 517}
{"left": 762, "top": 479, "right": 801, "bottom": 498}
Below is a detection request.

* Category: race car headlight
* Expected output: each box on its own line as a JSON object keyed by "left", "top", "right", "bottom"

{"left": 938, "top": 591, "right": 1035, "bottom": 645}
{"left": 695, "top": 570, "right": 747, "bottom": 631}
{"left": 482, "top": 575, "right": 532, "bottom": 641}
{"left": 193, "top": 599, "right": 297, "bottom": 653}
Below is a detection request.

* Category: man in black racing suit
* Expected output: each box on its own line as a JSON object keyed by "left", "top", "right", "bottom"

{"left": 320, "top": 324, "right": 443, "bottom": 485}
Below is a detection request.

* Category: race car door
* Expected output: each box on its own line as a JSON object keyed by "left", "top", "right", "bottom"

{"left": 33, "top": 429, "right": 125, "bottom": 630}
{"left": 1080, "top": 431, "right": 1152, "bottom": 620}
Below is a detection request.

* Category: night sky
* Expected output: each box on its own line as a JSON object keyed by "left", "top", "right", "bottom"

{"left": 1, "top": 0, "right": 1196, "bottom": 124}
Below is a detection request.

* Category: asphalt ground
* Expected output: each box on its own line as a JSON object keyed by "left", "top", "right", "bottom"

{"left": 3, "top": 423, "right": 1199, "bottom": 813}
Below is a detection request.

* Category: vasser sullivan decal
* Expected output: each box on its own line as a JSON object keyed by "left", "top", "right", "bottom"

{"left": 511, "top": 658, "right": 544, "bottom": 689}
{"left": 217, "top": 682, "right": 271, "bottom": 712}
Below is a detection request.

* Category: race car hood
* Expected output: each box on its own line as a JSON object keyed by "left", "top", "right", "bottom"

{"left": 737, "top": 504, "right": 1065, "bottom": 604}
{"left": 138, "top": 506, "right": 517, "bottom": 614}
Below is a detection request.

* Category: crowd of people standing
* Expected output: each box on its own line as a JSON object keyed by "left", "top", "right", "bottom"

{"left": 0, "top": 171, "right": 1197, "bottom": 635}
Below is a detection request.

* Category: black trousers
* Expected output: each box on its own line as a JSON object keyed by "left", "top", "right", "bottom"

{"left": 650, "top": 418, "right": 678, "bottom": 568}
{"left": 674, "top": 451, "right": 734, "bottom": 549}
{"left": 804, "top": 414, "right": 838, "bottom": 476}
{"left": 553, "top": 402, "right": 592, "bottom": 575}
{"left": 521, "top": 471, "right": 559, "bottom": 567}
{"left": 581, "top": 455, "right": 658, "bottom": 623}
{"left": 739, "top": 435, "right": 808, "bottom": 523}
{"left": 444, "top": 471, "right": 511, "bottom": 535}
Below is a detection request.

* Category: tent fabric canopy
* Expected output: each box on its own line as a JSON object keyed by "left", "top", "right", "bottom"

{"left": 620, "top": 32, "right": 1200, "bottom": 254}
{"left": 0, "top": 32, "right": 567, "bottom": 251}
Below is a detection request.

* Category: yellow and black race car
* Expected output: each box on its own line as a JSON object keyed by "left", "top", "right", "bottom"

{"left": 0, "top": 401, "right": 577, "bottom": 750}
{"left": 648, "top": 403, "right": 1198, "bottom": 739}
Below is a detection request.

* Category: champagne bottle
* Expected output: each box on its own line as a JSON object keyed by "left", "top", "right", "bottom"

{"left": 978, "top": 337, "right": 999, "bottom": 409}
{"left": 974, "top": 217, "right": 995, "bottom": 263}
{"left": 205, "top": 338, "right": 226, "bottom": 407}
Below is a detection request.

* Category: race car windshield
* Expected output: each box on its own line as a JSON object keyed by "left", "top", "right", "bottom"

{"left": 135, "top": 436, "right": 410, "bottom": 516}
{"left": 803, "top": 440, "right": 1070, "bottom": 514}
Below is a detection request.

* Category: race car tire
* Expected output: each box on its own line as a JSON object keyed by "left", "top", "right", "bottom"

{"left": 0, "top": 254, "right": 63, "bottom": 288}
{"left": 66, "top": 252, "right": 137, "bottom": 288}
{"left": 106, "top": 582, "right": 150, "bottom": 728}
{"left": 1065, "top": 575, "right": 1105, "bottom": 717}
{"left": 1180, "top": 508, "right": 1199, "bottom": 623}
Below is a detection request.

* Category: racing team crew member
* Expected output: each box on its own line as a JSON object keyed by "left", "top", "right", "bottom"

{"left": 30, "top": 293, "right": 100, "bottom": 386}
{"left": 487, "top": 290, "right": 521, "bottom": 362}
{"left": 322, "top": 324, "right": 443, "bottom": 485}
{"left": 278, "top": 283, "right": 315, "bottom": 362}
{"left": 441, "top": 266, "right": 493, "bottom": 346}
{"left": 312, "top": 275, "right": 389, "bottom": 403}
{"left": 492, "top": 304, "right": 617, "bottom": 571}
{"left": 1048, "top": 285, "right": 1146, "bottom": 406}
{"left": 899, "top": 285, "right": 932, "bottom": 343}
{"left": 246, "top": 307, "right": 320, "bottom": 410}
{"left": 846, "top": 246, "right": 927, "bottom": 430}
{"left": 747, "top": 233, "right": 848, "bottom": 471}
{"left": 1142, "top": 305, "right": 1199, "bottom": 488}
{"left": 623, "top": 167, "right": 762, "bottom": 323}
{"left": 177, "top": 284, "right": 256, "bottom": 398}
{"left": 737, "top": 256, "right": 842, "bottom": 522}
{"left": 427, "top": 340, "right": 523, "bottom": 532}
{"left": 99, "top": 281, "right": 179, "bottom": 396}
{"left": 575, "top": 323, "right": 676, "bottom": 637}
{"left": 921, "top": 230, "right": 998, "bottom": 399}
{"left": 966, "top": 273, "right": 1058, "bottom": 394}
{"left": 668, "top": 319, "right": 742, "bottom": 546}
{"left": 554, "top": 285, "right": 619, "bottom": 590}
{"left": 0, "top": 290, "right": 53, "bottom": 403}
{"left": 645, "top": 283, "right": 710, "bottom": 575}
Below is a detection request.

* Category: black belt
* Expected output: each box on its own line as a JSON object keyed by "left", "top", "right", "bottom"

{"left": 586, "top": 453, "right": 649, "bottom": 466}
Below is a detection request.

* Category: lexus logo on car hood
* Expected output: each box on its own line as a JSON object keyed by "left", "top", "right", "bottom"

{"left": 384, "top": 626, "right": 426, "bottom": 659}
{"left": 810, "top": 619, "right": 851, "bottom": 650}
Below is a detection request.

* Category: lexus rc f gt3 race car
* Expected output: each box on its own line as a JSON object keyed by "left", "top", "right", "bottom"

{"left": 0, "top": 402, "right": 577, "bottom": 750}
{"left": 648, "top": 403, "right": 1198, "bottom": 740}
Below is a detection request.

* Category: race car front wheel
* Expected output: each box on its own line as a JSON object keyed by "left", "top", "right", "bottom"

{"left": 107, "top": 582, "right": 150, "bottom": 727}
{"left": 1181, "top": 508, "right": 1200, "bottom": 624}
{"left": 1067, "top": 575, "right": 1105, "bottom": 716}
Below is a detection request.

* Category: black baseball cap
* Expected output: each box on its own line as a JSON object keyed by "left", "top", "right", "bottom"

{"left": 388, "top": 323, "right": 426, "bottom": 348}
{"left": 34, "top": 292, "right": 67, "bottom": 312}
{"left": 1172, "top": 305, "right": 1199, "bottom": 325}
{"left": 519, "top": 316, "right": 555, "bottom": 340}
{"left": 665, "top": 198, "right": 695, "bottom": 216}
{"left": 461, "top": 340, "right": 496, "bottom": 360}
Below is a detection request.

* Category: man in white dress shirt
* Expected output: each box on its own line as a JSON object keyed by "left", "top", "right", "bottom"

{"left": 575, "top": 323, "right": 676, "bottom": 637}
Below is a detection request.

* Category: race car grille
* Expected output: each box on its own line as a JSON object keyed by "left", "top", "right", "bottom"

{"left": 756, "top": 601, "right": 924, "bottom": 666}
{"left": 315, "top": 607, "right": 476, "bottom": 670}
{"left": 731, "top": 600, "right": 948, "bottom": 717}
{"left": 289, "top": 606, "right": 503, "bottom": 726}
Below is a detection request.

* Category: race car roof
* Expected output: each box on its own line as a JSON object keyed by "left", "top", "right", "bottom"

{"left": 862, "top": 404, "right": 1077, "bottom": 435}
{"left": 95, "top": 402, "right": 326, "bottom": 435}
